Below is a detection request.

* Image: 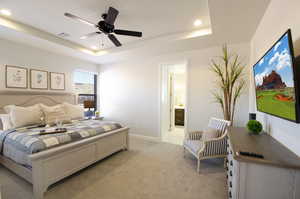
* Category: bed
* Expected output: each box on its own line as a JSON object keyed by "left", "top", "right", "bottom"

{"left": 0, "top": 91, "right": 129, "bottom": 199}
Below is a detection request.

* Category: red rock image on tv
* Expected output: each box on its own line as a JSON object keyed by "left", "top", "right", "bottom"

{"left": 256, "top": 70, "right": 287, "bottom": 90}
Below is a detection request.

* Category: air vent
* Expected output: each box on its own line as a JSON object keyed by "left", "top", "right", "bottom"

{"left": 57, "top": 32, "right": 70, "bottom": 37}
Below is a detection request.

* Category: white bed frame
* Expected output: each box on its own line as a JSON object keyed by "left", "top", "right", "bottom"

{"left": 0, "top": 91, "right": 129, "bottom": 199}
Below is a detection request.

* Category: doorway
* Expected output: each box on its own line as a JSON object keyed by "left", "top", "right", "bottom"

{"left": 160, "top": 62, "right": 187, "bottom": 145}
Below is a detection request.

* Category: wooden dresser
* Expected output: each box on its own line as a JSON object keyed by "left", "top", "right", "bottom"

{"left": 226, "top": 127, "right": 300, "bottom": 199}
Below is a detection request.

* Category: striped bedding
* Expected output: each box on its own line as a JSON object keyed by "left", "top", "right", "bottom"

{"left": 0, "top": 120, "right": 122, "bottom": 167}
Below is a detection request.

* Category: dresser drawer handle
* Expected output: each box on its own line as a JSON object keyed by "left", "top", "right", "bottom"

{"left": 230, "top": 181, "right": 232, "bottom": 188}
{"left": 229, "top": 191, "right": 232, "bottom": 198}
{"left": 230, "top": 161, "right": 233, "bottom": 166}
{"left": 230, "top": 171, "right": 233, "bottom": 177}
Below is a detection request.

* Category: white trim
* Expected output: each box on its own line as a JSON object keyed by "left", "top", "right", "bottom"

{"left": 129, "top": 133, "right": 161, "bottom": 142}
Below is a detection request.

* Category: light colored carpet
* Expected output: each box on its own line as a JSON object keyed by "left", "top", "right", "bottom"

{"left": 0, "top": 137, "right": 227, "bottom": 199}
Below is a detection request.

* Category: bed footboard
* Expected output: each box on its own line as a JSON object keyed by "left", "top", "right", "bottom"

{"left": 30, "top": 127, "right": 129, "bottom": 199}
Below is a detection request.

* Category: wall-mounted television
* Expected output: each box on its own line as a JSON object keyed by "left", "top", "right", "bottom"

{"left": 253, "top": 29, "right": 300, "bottom": 123}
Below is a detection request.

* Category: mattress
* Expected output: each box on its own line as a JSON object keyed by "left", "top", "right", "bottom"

{"left": 0, "top": 120, "right": 122, "bottom": 167}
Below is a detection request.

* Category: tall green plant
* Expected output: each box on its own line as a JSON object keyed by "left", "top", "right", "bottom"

{"left": 210, "top": 44, "right": 246, "bottom": 124}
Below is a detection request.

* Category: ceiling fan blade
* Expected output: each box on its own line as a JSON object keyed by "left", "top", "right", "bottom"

{"left": 114, "top": 29, "right": 142, "bottom": 37}
{"left": 80, "top": 32, "right": 101, "bottom": 39}
{"left": 105, "top": 7, "right": 119, "bottom": 25}
{"left": 108, "top": 34, "right": 122, "bottom": 47}
{"left": 64, "top": 13, "right": 97, "bottom": 27}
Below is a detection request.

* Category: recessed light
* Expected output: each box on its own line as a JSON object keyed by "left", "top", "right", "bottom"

{"left": 80, "top": 36, "right": 87, "bottom": 39}
{"left": 91, "top": 46, "right": 98, "bottom": 50}
{"left": 0, "top": 9, "right": 12, "bottom": 16}
{"left": 194, "top": 19, "right": 202, "bottom": 27}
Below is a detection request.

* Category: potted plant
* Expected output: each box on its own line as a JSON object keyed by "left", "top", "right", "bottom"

{"left": 246, "top": 120, "right": 263, "bottom": 135}
{"left": 210, "top": 44, "right": 246, "bottom": 125}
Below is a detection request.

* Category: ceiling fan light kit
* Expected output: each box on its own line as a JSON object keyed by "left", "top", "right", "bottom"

{"left": 64, "top": 7, "right": 143, "bottom": 47}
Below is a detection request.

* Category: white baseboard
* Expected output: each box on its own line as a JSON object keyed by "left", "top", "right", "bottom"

{"left": 129, "top": 133, "right": 161, "bottom": 142}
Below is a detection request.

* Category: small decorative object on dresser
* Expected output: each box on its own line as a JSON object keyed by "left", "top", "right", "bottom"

{"left": 246, "top": 120, "right": 262, "bottom": 135}
{"left": 30, "top": 69, "right": 48, "bottom": 90}
{"left": 249, "top": 113, "right": 256, "bottom": 120}
{"left": 50, "top": 72, "right": 65, "bottom": 90}
{"left": 5, "top": 65, "right": 28, "bottom": 89}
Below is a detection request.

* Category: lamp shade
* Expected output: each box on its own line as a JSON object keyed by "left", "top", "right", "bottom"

{"left": 83, "top": 100, "right": 95, "bottom": 109}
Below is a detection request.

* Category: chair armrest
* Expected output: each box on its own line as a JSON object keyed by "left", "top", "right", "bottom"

{"left": 187, "top": 131, "right": 203, "bottom": 140}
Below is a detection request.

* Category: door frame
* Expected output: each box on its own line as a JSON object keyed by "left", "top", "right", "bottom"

{"left": 158, "top": 60, "right": 189, "bottom": 141}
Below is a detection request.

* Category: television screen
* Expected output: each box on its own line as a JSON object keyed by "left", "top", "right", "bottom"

{"left": 253, "top": 29, "right": 299, "bottom": 122}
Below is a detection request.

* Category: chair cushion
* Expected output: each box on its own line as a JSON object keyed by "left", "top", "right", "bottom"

{"left": 183, "top": 139, "right": 204, "bottom": 154}
{"left": 202, "top": 128, "right": 220, "bottom": 141}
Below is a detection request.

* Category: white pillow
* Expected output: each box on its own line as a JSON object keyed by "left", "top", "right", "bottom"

{"left": 40, "top": 104, "right": 71, "bottom": 126}
{"left": 4, "top": 104, "right": 43, "bottom": 128}
{"left": 0, "top": 114, "right": 13, "bottom": 130}
{"left": 3, "top": 105, "right": 16, "bottom": 114}
{"left": 202, "top": 128, "right": 220, "bottom": 141}
{"left": 63, "top": 102, "right": 84, "bottom": 120}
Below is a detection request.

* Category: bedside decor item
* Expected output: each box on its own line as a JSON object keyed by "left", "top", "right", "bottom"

{"left": 95, "top": 111, "right": 100, "bottom": 117}
{"left": 50, "top": 72, "right": 65, "bottom": 90}
{"left": 210, "top": 45, "right": 246, "bottom": 124}
{"left": 84, "top": 100, "right": 95, "bottom": 117}
{"left": 246, "top": 120, "right": 263, "bottom": 134}
{"left": 5, "top": 65, "right": 28, "bottom": 89}
{"left": 30, "top": 69, "right": 48, "bottom": 89}
{"left": 249, "top": 113, "right": 256, "bottom": 120}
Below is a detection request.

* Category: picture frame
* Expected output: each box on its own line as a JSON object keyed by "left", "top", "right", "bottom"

{"left": 50, "top": 72, "right": 65, "bottom": 90}
{"left": 5, "top": 65, "right": 28, "bottom": 89}
{"left": 30, "top": 69, "right": 48, "bottom": 90}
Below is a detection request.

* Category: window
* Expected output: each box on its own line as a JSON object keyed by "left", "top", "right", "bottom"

{"left": 74, "top": 71, "right": 97, "bottom": 111}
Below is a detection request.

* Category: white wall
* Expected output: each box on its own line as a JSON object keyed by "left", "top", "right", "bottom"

{"left": 99, "top": 42, "right": 250, "bottom": 137}
{"left": 173, "top": 73, "right": 186, "bottom": 107}
{"left": 249, "top": 0, "right": 300, "bottom": 156}
{"left": 0, "top": 38, "right": 98, "bottom": 93}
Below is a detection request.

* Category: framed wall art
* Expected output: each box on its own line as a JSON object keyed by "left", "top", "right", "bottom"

{"left": 50, "top": 72, "right": 65, "bottom": 90}
{"left": 30, "top": 69, "right": 48, "bottom": 90}
{"left": 5, "top": 65, "right": 28, "bottom": 89}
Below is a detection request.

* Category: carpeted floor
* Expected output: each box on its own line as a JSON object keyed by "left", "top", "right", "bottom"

{"left": 0, "top": 137, "right": 227, "bottom": 199}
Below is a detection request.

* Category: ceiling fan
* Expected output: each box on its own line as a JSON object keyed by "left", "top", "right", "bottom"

{"left": 64, "top": 7, "right": 142, "bottom": 47}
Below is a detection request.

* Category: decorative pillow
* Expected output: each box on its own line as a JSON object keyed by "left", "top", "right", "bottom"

{"left": 40, "top": 104, "right": 71, "bottom": 126}
{"left": 63, "top": 102, "right": 84, "bottom": 120}
{"left": 4, "top": 104, "right": 43, "bottom": 128}
{"left": 3, "top": 105, "right": 16, "bottom": 114}
{"left": 202, "top": 128, "right": 220, "bottom": 141}
{"left": 0, "top": 114, "right": 13, "bottom": 130}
